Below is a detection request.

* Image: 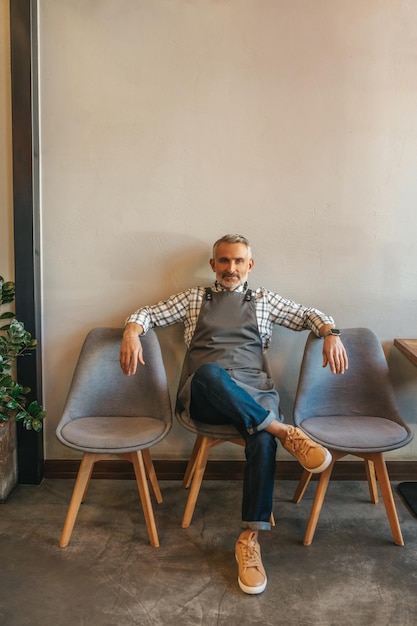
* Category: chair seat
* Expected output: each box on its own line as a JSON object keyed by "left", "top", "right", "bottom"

{"left": 299, "top": 415, "right": 410, "bottom": 453}
{"left": 177, "top": 410, "right": 241, "bottom": 439}
{"left": 61, "top": 416, "right": 169, "bottom": 453}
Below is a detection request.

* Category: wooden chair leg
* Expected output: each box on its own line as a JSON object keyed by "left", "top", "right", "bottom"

{"left": 365, "top": 459, "right": 379, "bottom": 504}
{"left": 182, "top": 435, "right": 204, "bottom": 489}
{"left": 131, "top": 451, "right": 160, "bottom": 548}
{"left": 81, "top": 469, "right": 93, "bottom": 504}
{"left": 142, "top": 448, "right": 162, "bottom": 504}
{"left": 181, "top": 436, "right": 212, "bottom": 528}
{"left": 60, "top": 453, "right": 95, "bottom": 547}
{"left": 293, "top": 469, "right": 313, "bottom": 503}
{"left": 372, "top": 453, "right": 404, "bottom": 546}
{"left": 303, "top": 460, "right": 335, "bottom": 546}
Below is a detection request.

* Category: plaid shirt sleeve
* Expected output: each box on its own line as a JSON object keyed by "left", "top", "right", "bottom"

{"left": 255, "top": 288, "right": 335, "bottom": 349}
{"left": 125, "top": 287, "right": 205, "bottom": 347}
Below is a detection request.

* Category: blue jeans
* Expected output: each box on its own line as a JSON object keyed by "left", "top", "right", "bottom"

{"left": 190, "top": 362, "right": 278, "bottom": 531}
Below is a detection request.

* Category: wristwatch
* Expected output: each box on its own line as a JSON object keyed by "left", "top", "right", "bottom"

{"left": 323, "top": 328, "right": 341, "bottom": 337}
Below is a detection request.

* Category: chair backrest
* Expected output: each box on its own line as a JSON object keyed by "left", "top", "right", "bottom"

{"left": 294, "top": 328, "right": 408, "bottom": 428}
{"left": 57, "top": 327, "right": 172, "bottom": 433}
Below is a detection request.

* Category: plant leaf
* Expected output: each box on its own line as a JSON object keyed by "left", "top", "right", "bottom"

{"left": 27, "top": 400, "right": 41, "bottom": 416}
{"left": 0, "top": 312, "right": 15, "bottom": 320}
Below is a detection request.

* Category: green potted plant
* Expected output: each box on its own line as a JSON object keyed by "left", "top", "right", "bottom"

{"left": 0, "top": 275, "right": 46, "bottom": 500}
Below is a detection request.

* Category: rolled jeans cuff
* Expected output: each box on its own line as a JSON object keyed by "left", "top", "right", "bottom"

{"left": 247, "top": 409, "right": 277, "bottom": 435}
{"left": 241, "top": 520, "right": 271, "bottom": 531}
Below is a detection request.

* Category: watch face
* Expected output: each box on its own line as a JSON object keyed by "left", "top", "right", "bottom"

{"left": 330, "top": 329, "right": 341, "bottom": 336}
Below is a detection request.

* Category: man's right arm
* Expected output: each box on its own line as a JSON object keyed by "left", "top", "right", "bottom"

{"left": 120, "top": 322, "right": 145, "bottom": 376}
{"left": 119, "top": 287, "right": 200, "bottom": 375}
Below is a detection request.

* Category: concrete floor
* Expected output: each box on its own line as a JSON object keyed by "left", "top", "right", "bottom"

{"left": 1, "top": 477, "right": 417, "bottom": 626}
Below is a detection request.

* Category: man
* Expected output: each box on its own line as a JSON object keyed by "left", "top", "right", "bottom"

{"left": 120, "top": 234, "right": 348, "bottom": 595}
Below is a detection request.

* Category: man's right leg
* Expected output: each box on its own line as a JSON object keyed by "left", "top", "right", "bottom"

{"left": 190, "top": 362, "right": 276, "bottom": 434}
{"left": 190, "top": 362, "right": 331, "bottom": 475}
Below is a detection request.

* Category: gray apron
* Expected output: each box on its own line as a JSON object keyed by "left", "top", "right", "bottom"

{"left": 177, "top": 287, "right": 281, "bottom": 416}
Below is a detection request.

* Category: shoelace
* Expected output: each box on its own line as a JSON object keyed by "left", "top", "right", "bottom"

{"left": 238, "top": 536, "right": 261, "bottom": 569}
{"left": 285, "top": 428, "right": 314, "bottom": 460}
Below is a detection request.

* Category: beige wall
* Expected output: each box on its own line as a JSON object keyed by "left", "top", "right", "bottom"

{"left": 34, "top": 0, "right": 417, "bottom": 460}
{"left": 0, "top": 0, "right": 13, "bottom": 278}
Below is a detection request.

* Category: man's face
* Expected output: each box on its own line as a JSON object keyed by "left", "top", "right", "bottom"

{"left": 210, "top": 242, "right": 254, "bottom": 291}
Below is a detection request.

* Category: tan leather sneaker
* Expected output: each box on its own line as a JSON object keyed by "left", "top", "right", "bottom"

{"left": 282, "top": 426, "right": 332, "bottom": 473}
{"left": 235, "top": 530, "right": 267, "bottom": 595}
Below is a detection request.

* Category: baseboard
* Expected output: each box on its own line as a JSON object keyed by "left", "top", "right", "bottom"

{"left": 43, "top": 459, "right": 417, "bottom": 482}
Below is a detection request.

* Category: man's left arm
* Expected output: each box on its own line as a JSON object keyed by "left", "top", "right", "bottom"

{"left": 261, "top": 290, "right": 348, "bottom": 373}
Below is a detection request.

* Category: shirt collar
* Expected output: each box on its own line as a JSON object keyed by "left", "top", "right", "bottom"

{"left": 213, "top": 281, "right": 248, "bottom": 293}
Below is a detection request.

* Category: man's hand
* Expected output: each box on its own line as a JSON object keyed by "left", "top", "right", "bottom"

{"left": 322, "top": 335, "right": 348, "bottom": 374}
{"left": 120, "top": 323, "right": 145, "bottom": 376}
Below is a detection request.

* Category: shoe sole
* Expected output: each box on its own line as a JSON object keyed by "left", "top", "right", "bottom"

{"left": 301, "top": 448, "right": 332, "bottom": 474}
{"left": 237, "top": 576, "right": 267, "bottom": 595}
{"left": 235, "top": 555, "right": 267, "bottom": 595}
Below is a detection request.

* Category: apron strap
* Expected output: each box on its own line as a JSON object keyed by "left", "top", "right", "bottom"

{"left": 206, "top": 287, "right": 253, "bottom": 301}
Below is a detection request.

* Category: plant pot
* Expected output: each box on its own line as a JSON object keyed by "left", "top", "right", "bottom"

{"left": 0, "top": 419, "right": 18, "bottom": 502}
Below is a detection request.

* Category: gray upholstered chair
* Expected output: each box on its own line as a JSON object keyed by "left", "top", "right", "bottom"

{"left": 56, "top": 327, "right": 172, "bottom": 548}
{"left": 292, "top": 327, "right": 413, "bottom": 546}
{"left": 176, "top": 354, "right": 275, "bottom": 528}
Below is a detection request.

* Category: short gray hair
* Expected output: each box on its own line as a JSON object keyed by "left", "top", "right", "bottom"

{"left": 212, "top": 234, "right": 252, "bottom": 259}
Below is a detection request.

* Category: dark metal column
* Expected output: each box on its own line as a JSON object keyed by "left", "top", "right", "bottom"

{"left": 9, "top": 0, "right": 43, "bottom": 484}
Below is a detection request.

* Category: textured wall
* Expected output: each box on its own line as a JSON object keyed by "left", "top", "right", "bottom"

{"left": 37, "top": 0, "right": 417, "bottom": 460}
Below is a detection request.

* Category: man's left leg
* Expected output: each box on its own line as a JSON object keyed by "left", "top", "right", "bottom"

{"left": 190, "top": 365, "right": 276, "bottom": 594}
{"left": 235, "top": 429, "right": 276, "bottom": 595}
{"left": 190, "top": 363, "right": 331, "bottom": 594}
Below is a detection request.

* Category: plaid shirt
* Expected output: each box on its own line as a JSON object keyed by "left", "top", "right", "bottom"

{"left": 126, "top": 283, "right": 334, "bottom": 350}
